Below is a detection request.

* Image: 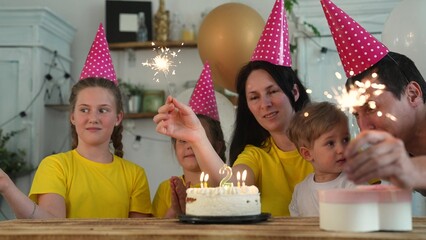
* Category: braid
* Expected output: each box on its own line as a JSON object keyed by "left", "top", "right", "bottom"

{"left": 112, "top": 124, "right": 124, "bottom": 158}
{"left": 71, "top": 124, "right": 78, "bottom": 149}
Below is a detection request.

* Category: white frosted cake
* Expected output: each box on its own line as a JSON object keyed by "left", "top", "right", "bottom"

{"left": 186, "top": 185, "right": 261, "bottom": 216}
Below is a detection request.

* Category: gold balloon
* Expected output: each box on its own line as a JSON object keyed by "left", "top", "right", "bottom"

{"left": 198, "top": 3, "right": 265, "bottom": 92}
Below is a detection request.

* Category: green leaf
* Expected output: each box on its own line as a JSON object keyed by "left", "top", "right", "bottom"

{"left": 0, "top": 129, "right": 33, "bottom": 178}
{"left": 118, "top": 81, "right": 144, "bottom": 97}
{"left": 303, "top": 21, "right": 321, "bottom": 37}
{"left": 285, "top": 0, "right": 299, "bottom": 12}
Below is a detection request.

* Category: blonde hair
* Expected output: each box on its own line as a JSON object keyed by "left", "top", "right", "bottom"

{"left": 287, "top": 101, "right": 348, "bottom": 150}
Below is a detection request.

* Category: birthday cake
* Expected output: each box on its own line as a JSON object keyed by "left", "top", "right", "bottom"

{"left": 185, "top": 185, "right": 261, "bottom": 216}
{"left": 319, "top": 185, "right": 412, "bottom": 232}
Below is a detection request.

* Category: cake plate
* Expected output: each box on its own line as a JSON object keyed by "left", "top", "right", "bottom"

{"left": 179, "top": 212, "right": 271, "bottom": 224}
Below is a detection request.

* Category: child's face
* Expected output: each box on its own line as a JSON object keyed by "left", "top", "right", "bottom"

{"left": 306, "top": 123, "right": 350, "bottom": 181}
{"left": 175, "top": 138, "right": 200, "bottom": 172}
{"left": 70, "top": 87, "right": 121, "bottom": 148}
{"left": 175, "top": 118, "right": 213, "bottom": 172}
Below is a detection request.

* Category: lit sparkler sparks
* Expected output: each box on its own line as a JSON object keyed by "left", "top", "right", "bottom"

{"left": 142, "top": 42, "right": 183, "bottom": 95}
{"left": 324, "top": 77, "right": 396, "bottom": 121}
{"left": 324, "top": 82, "right": 370, "bottom": 113}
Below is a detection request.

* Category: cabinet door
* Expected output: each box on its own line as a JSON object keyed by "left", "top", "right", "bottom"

{"left": 0, "top": 48, "right": 32, "bottom": 132}
{"left": 0, "top": 48, "right": 32, "bottom": 151}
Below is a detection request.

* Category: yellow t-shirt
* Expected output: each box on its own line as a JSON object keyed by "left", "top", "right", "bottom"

{"left": 152, "top": 176, "right": 200, "bottom": 218}
{"left": 29, "top": 150, "right": 152, "bottom": 218}
{"left": 234, "top": 137, "right": 314, "bottom": 216}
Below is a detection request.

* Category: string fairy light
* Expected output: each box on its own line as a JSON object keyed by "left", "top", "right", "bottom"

{"left": 1, "top": 50, "right": 71, "bottom": 129}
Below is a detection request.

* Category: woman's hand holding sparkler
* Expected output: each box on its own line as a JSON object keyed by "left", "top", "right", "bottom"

{"left": 153, "top": 96, "right": 205, "bottom": 144}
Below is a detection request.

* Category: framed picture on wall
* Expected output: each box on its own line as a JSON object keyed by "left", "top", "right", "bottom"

{"left": 106, "top": 0, "right": 152, "bottom": 43}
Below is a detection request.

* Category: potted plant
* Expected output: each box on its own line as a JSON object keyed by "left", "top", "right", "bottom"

{"left": 0, "top": 129, "right": 33, "bottom": 179}
{"left": 118, "top": 81, "right": 145, "bottom": 113}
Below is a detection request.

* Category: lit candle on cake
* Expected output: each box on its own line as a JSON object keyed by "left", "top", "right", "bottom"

{"left": 204, "top": 174, "right": 209, "bottom": 188}
{"left": 237, "top": 171, "right": 241, "bottom": 187}
{"left": 242, "top": 170, "right": 247, "bottom": 186}
{"left": 200, "top": 172, "right": 205, "bottom": 188}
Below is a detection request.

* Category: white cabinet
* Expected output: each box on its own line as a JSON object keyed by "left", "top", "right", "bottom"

{"left": 0, "top": 7, "right": 75, "bottom": 220}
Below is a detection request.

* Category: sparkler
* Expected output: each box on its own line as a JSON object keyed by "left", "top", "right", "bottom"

{"left": 324, "top": 75, "right": 396, "bottom": 122}
{"left": 142, "top": 42, "right": 183, "bottom": 96}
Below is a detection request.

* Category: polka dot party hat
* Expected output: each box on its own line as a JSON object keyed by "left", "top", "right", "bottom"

{"left": 321, "top": 0, "right": 389, "bottom": 78}
{"left": 251, "top": 0, "right": 292, "bottom": 67}
{"left": 189, "top": 61, "right": 219, "bottom": 121}
{"left": 79, "top": 23, "right": 117, "bottom": 84}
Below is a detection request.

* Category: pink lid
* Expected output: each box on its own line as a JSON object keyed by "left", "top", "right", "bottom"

{"left": 319, "top": 185, "right": 412, "bottom": 204}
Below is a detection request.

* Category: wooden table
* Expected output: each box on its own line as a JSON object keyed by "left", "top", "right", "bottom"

{"left": 0, "top": 217, "right": 425, "bottom": 239}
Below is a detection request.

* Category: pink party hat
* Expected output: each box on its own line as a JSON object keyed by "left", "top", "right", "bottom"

{"left": 251, "top": 0, "right": 292, "bottom": 67}
{"left": 79, "top": 23, "right": 117, "bottom": 84}
{"left": 321, "top": 0, "right": 389, "bottom": 78}
{"left": 189, "top": 62, "right": 220, "bottom": 121}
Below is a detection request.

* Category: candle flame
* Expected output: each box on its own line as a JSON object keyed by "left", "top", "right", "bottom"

{"left": 204, "top": 173, "right": 209, "bottom": 182}
{"left": 200, "top": 172, "right": 204, "bottom": 188}
{"left": 242, "top": 170, "right": 247, "bottom": 182}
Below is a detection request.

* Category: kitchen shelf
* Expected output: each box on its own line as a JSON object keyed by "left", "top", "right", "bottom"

{"left": 124, "top": 112, "right": 156, "bottom": 119}
{"left": 109, "top": 40, "right": 197, "bottom": 50}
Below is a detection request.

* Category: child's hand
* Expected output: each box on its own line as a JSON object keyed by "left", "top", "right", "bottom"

{"left": 0, "top": 168, "right": 13, "bottom": 194}
{"left": 169, "top": 176, "right": 188, "bottom": 217}
{"left": 174, "top": 177, "right": 188, "bottom": 214}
